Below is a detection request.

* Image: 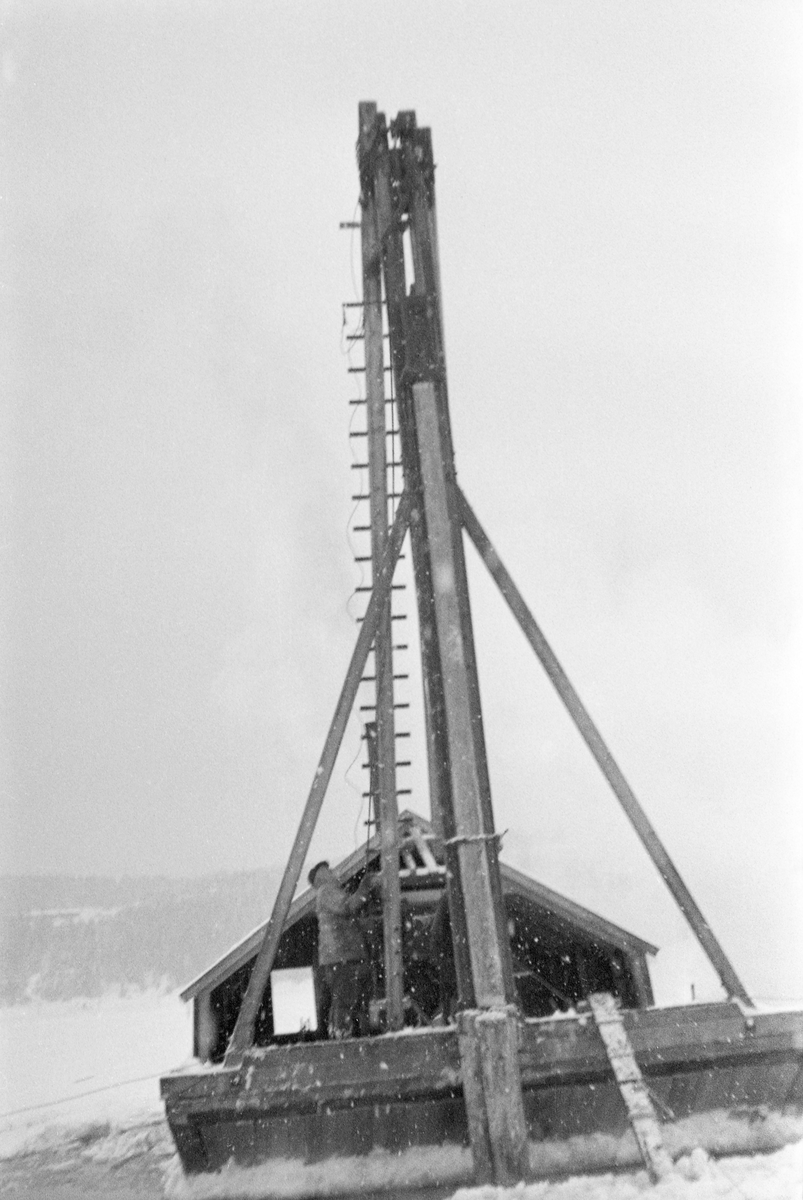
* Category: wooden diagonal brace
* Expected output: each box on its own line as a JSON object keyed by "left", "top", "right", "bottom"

{"left": 224, "top": 491, "right": 411, "bottom": 1064}
{"left": 457, "top": 486, "right": 752, "bottom": 1007}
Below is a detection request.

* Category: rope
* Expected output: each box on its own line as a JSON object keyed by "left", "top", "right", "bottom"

{"left": 0, "top": 1074, "right": 164, "bottom": 1121}
{"left": 444, "top": 829, "right": 507, "bottom": 847}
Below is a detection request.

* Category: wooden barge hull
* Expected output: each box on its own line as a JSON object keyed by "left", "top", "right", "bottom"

{"left": 161, "top": 1003, "right": 803, "bottom": 1196}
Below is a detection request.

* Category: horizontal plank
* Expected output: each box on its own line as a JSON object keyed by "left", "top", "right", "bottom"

{"left": 163, "top": 1003, "right": 803, "bottom": 1119}
{"left": 163, "top": 1003, "right": 803, "bottom": 1184}
{"left": 163, "top": 1028, "right": 461, "bottom": 1114}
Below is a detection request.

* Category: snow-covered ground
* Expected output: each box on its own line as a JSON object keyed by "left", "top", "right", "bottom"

{"left": 0, "top": 990, "right": 191, "bottom": 1159}
{"left": 453, "top": 1146, "right": 803, "bottom": 1200}
{"left": 0, "top": 995, "right": 800, "bottom": 1200}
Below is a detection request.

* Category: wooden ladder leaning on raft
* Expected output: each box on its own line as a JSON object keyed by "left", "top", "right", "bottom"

{"left": 588, "top": 991, "right": 674, "bottom": 1182}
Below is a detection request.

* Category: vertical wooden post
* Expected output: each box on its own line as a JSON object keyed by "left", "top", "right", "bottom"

{"left": 414, "top": 382, "right": 509, "bottom": 1007}
{"left": 415, "top": 380, "right": 529, "bottom": 1180}
{"left": 476, "top": 1009, "right": 529, "bottom": 1184}
{"left": 399, "top": 117, "right": 516, "bottom": 1006}
{"left": 629, "top": 954, "right": 655, "bottom": 1008}
{"left": 455, "top": 1011, "right": 494, "bottom": 1184}
{"left": 195, "top": 991, "right": 216, "bottom": 1063}
{"left": 365, "top": 720, "right": 380, "bottom": 834}
{"left": 457, "top": 1012, "right": 529, "bottom": 1183}
{"left": 366, "top": 117, "right": 447, "bottom": 848}
{"left": 358, "top": 103, "right": 476, "bottom": 1007}
{"left": 359, "top": 103, "right": 403, "bottom": 1030}
{"left": 358, "top": 108, "right": 528, "bottom": 1183}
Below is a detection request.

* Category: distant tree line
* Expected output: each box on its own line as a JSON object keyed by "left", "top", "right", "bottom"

{"left": 0, "top": 871, "right": 281, "bottom": 1003}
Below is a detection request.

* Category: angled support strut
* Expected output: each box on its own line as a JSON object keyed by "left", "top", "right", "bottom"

{"left": 225, "top": 492, "right": 412, "bottom": 1064}
{"left": 457, "top": 486, "right": 752, "bottom": 1007}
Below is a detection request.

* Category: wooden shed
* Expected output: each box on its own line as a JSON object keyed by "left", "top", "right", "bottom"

{"left": 180, "top": 811, "right": 657, "bottom": 1063}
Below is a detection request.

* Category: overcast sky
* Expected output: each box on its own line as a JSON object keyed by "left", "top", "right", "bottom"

{"left": 3, "top": 1, "right": 801, "bottom": 1006}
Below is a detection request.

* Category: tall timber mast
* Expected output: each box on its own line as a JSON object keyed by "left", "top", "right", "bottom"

{"left": 160, "top": 105, "right": 803, "bottom": 1198}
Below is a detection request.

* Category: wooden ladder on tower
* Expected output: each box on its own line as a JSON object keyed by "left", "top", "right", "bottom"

{"left": 344, "top": 208, "right": 410, "bottom": 1033}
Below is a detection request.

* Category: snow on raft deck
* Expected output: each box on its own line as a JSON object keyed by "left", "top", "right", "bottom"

{"left": 161, "top": 1002, "right": 803, "bottom": 1198}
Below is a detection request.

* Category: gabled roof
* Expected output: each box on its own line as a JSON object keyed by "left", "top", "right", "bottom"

{"left": 180, "top": 811, "right": 657, "bottom": 1002}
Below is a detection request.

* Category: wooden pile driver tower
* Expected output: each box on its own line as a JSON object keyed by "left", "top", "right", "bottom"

{"left": 161, "top": 105, "right": 803, "bottom": 1195}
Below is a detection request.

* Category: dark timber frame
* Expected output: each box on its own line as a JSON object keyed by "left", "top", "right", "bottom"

{"left": 361, "top": 135, "right": 404, "bottom": 1032}
{"left": 219, "top": 101, "right": 752, "bottom": 1184}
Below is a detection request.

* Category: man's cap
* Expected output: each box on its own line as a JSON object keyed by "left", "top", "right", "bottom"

{"left": 308, "top": 860, "right": 329, "bottom": 886}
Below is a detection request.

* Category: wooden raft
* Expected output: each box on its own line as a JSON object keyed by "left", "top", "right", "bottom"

{"left": 162, "top": 1001, "right": 803, "bottom": 1188}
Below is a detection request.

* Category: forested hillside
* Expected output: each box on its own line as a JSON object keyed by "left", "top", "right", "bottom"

{"left": 0, "top": 871, "right": 281, "bottom": 1003}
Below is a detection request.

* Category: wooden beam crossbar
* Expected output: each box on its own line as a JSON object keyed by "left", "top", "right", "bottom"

{"left": 224, "top": 491, "right": 412, "bottom": 1064}
{"left": 456, "top": 486, "right": 752, "bottom": 1007}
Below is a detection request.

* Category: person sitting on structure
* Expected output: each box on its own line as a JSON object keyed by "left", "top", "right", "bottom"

{"left": 309, "top": 861, "right": 375, "bottom": 1040}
